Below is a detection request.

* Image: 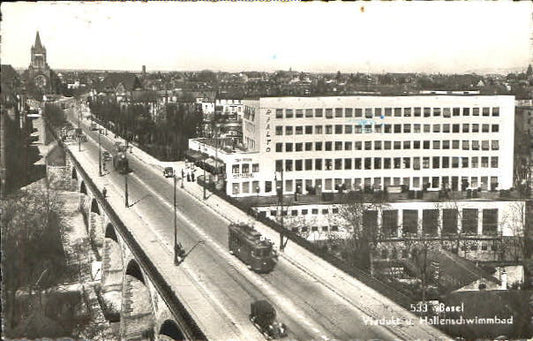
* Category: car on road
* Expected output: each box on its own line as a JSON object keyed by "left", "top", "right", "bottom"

{"left": 249, "top": 300, "right": 287, "bottom": 339}
{"left": 103, "top": 151, "right": 112, "bottom": 161}
{"left": 90, "top": 122, "right": 98, "bottom": 131}
{"left": 163, "top": 167, "right": 174, "bottom": 178}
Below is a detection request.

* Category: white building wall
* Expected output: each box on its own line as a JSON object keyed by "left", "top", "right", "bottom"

{"left": 254, "top": 199, "right": 526, "bottom": 241}
{"left": 236, "top": 95, "right": 516, "bottom": 197}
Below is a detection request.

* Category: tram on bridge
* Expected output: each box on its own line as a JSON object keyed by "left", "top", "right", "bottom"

{"left": 113, "top": 144, "right": 130, "bottom": 174}
{"left": 228, "top": 223, "right": 278, "bottom": 273}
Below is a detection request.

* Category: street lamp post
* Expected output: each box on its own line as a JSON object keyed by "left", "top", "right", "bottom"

{"left": 124, "top": 165, "right": 129, "bottom": 208}
{"left": 98, "top": 130, "right": 102, "bottom": 176}
{"left": 174, "top": 174, "right": 179, "bottom": 264}
{"left": 203, "top": 165, "right": 207, "bottom": 200}
{"left": 214, "top": 126, "right": 219, "bottom": 183}
{"left": 275, "top": 169, "right": 288, "bottom": 252}
{"left": 77, "top": 109, "right": 82, "bottom": 152}
{"left": 173, "top": 172, "right": 186, "bottom": 265}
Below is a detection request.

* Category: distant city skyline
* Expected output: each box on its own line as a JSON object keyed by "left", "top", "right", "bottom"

{"left": 2, "top": 1, "right": 532, "bottom": 74}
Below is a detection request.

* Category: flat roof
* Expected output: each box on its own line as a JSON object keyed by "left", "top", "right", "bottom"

{"left": 245, "top": 191, "right": 529, "bottom": 208}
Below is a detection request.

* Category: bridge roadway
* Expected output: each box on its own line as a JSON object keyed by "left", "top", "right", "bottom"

{"left": 66, "top": 106, "right": 450, "bottom": 340}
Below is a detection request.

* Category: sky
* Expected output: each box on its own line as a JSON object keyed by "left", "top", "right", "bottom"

{"left": 1, "top": 1, "right": 532, "bottom": 74}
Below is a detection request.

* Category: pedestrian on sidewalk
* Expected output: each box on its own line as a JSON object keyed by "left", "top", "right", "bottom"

{"left": 102, "top": 187, "right": 107, "bottom": 199}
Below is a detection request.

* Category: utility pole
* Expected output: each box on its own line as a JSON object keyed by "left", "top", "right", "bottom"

{"left": 0, "top": 110, "right": 6, "bottom": 199}
{"left": 203, "top": 165, "right": 207, "bottom": 200}
{"left": 78, "top": 109, "right": 81, "bottom": 152}
{"left": 214, "top": 92, "right": 219, "bottom": 183}
{"left": 174, "top": 174, "right": 179, "bottom": 264}
{"left": 98, "top": 130, "right": 102, "bottom": 176}
{"left": 124, "top": 168, "right": 129, "bottom": 208}
{"left": 276, "top": 168, "right": 289, "bottom": 251}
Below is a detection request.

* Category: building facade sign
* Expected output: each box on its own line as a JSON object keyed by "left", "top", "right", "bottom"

{"left": 265, "top": 109, "right": 272, "bottom": 152}
{"left": 232, "top": 173, "right": 254, "bottom": 179}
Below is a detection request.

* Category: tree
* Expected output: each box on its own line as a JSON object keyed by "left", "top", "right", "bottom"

{"left": 526, "top": 64, "right": 532, "bottom": 77}
{"left": 403, "top": 236, "right": 436, "bottom": 303}
{"left": 514, "top": 128, "right": 532, "bottom": 197}
{"left": 500, "top": 201, "right": 528, "bottom": 263}
{"left": 44, "top": 102, "right": 67, "bottom": 129}
{"left": 336, "top": 191, "right": 388, "bottom": 274}
{"left": 1, "top": 184, "right": 71, "bottom": 336}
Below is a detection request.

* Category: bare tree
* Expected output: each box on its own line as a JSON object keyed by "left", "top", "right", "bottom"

{"left": 500, "top": 201, "right": 528, "bottom": 263}
{"left": 1, "top": 184, "right": 69, "bottom": 336}
{"left": 514, "top": 127, "right": 532, "bottom": 196}
{"left": 436, "top": 191, "right": 482, "bottom": 260}
{"left": 335, "top": 191, "right": 388, "bottom": 275}
{"left": 403, "top": 235, "right": 435, "bottom": 304}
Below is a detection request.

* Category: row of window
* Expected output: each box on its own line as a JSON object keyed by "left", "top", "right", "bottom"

{"left": 365, "top": 208, "right": 498, "bottom": 237}
{"left": 231, "top": 175, "right": 499, "bottom": 194}
{"left": 275, "top": 123, "right": 500, "bottom": 136}
{"left": 231, "top": 163, "right": 260, "bottom": 174}
{"left": 377, "top": 241, "right": 501, "bottom": 260}
{"left": 270, "top": 208, "right": 498, "bottom": 237}
{"left": 274, "top": 107, "right": 500, "bottom": 119}
{"left": 294, "top": 225, "right": 339, "bottom": 233}
{"left": 275, "top": 156, "right": 499, "bottom": 172}
{"left": 275, "top": 139, "right": 500, "bottom": 152}
{"left": 270, "top": 207, "right": 340, "bottom": 216}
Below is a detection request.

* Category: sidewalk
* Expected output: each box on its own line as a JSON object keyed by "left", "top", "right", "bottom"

{"left": 82, "top": 106, "right": 451, "bottom": 340}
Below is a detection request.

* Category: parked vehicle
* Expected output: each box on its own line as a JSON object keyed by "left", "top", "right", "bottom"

{"left": 249, "top": 300, "right": 287, "bottom": 339}
{"left": 90, "top": 122, "right": 98, "bottom": 131}
{"left": 163, "top": 167, "right": 174, "bottom": 178}
{"left": 228, "top": 223, "right": 277, "bottom": 273}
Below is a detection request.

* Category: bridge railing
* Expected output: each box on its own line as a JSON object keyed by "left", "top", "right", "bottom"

{"left": 48, "top": 122, "right": 207, "bottom": 341}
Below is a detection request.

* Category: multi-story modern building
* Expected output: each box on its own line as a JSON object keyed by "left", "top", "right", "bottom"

{"left": 191, "top": 95, "right": 515, "bottom": 198}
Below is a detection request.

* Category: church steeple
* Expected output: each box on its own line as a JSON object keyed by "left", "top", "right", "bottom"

{"left": 30, "top": 31, "right": 47, "bottom": 69}
{"left": 34, "top": 31, "right": 44, "bottom": 50}
{"left": 27, "top": 30, "right": 57, "bottom": 95}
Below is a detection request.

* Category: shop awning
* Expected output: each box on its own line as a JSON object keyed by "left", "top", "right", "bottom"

{"left": 185, "top": 149, "right": 206, "bottom": 161}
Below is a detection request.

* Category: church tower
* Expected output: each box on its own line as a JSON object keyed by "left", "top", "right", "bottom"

{"left": 27, "top": 31, "right": 57, "bottom": 93}
{"left": 31, "top": 31, "right": 47, "bottom": 69}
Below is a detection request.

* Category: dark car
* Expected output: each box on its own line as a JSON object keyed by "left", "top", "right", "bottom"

{"left": 163, "top": 167, "right": 174, "bottom": 178}
{"left": 250, "top": 300, "right": 287, "bottom": 339}
{"left": 102, "top": 151, "right": 112, "bottom": 161}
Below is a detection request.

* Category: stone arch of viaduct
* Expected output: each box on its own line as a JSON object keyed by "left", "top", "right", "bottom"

{"left": 68, "top": 158, "right": 189, "bottom": 341}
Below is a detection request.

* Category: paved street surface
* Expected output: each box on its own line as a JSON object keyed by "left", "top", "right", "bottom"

{"left": 64, "top": 104, "right": 451, "bottom": 341}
